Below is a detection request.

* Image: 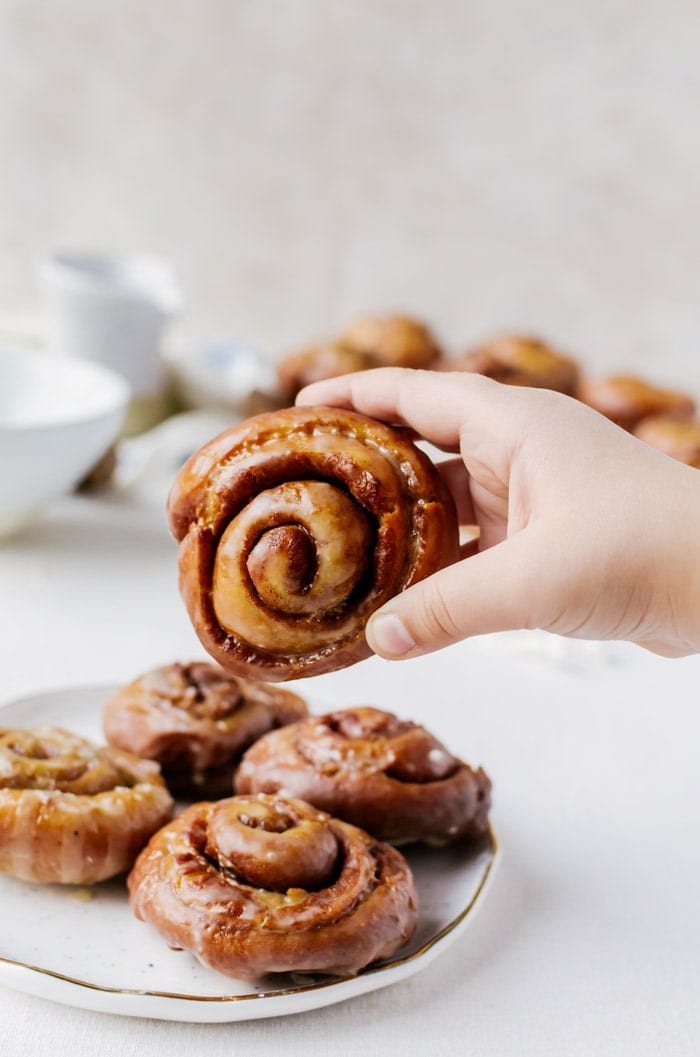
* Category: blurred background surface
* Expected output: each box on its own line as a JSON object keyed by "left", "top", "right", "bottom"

{"left": 0, "top": 0, "right": 698, "bottom": 384}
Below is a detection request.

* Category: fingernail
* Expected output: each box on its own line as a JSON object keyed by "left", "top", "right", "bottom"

{"left": 368, "top": 612, "right": 417, "bottom": 658}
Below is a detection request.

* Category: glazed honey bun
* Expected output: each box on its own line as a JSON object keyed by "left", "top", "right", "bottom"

{"left": 0, "top": 726, "right": 173, "bottom": 884}
{"left": 128, "top": 793, "right": 418, "bottom": 979}
{"left": 167, "top": 406, "right": 460, "bottom": 681}
{"left": 235, "top": 706, "right": 492, "bottom": 844}
{"left": 103, "top": 661, "right": 308, "bottom": 797}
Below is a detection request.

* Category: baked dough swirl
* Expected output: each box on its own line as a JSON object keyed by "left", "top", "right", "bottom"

{"left": 0, "top": 726, "right": 173, "bottom": 883}
{"left": 235, "top": 706, "right": 492, "bottom": 844}
{"left": 103, "top": 662, "right": 308, "bottom": 797}
{"left": 167, "top": 406, "right": 460, "bottom": 681}
{"left": 128, "top": 793, "right": 418, "bottom": 979}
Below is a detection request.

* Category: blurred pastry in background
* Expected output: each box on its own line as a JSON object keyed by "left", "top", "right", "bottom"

{"left": 577, "top": 374, "right": 695, "bottom": 432}
{"left": 338, "top": 314, "right": 443, "bottom": 369}
{"left": 443, "top": 333, "right": 580, "bottom": 396}
{"left": 277, "top": 341, "right": 375, "bottom": 400}
{"left": 633, "top": 415, "right": 700, "bottom": 468}
{"left": 276, "top": 313, "right": 443, "bottom": 400}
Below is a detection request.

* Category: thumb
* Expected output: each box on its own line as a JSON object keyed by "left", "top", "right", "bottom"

{"left": 366, "top": 529, "right": 550, "bottom": 658}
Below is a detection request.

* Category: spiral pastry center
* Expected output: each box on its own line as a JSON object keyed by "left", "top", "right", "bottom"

{"left": 290, "top": 709, "right": 461, "bottom": 782}
{"left": 175, "top": 662, "right": 245, "bottom": 720}
{"left": 206, "top": 796, "right": 339, "bottom": 892}
{"left": 0, "top": 727, "right": 121, "bottom": 793}
{"left": 247, "top": 524, "right": 318, "bottom": 606}
{"left": 212, "top": 480, "right": 374, "bottom": 649}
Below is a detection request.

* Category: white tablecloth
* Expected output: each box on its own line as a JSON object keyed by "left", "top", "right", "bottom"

{"left": 1, "top": 488, "right": 699, "bottom": 1057}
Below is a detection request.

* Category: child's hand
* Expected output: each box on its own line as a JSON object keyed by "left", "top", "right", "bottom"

{"left": 297, "top": 368, "right": 700, "bottom": 660}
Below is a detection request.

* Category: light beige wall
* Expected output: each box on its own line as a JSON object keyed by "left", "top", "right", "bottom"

{"left": 1, "top": 0, "right": 699, "bottom": 386}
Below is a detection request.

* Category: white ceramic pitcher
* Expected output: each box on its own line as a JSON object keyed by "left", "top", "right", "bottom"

{"left": 42, "top": 253, "right": 181, "bottom": 416}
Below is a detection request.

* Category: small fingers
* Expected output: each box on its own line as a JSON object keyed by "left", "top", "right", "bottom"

{"left": 296, "top": 368, "right": 506, "bottom": 453}
{"left": 436, "top": 457, "right": 477, "bottom": 526}
{"left": 366, "top": 528, "right": 548, "bottom": 659}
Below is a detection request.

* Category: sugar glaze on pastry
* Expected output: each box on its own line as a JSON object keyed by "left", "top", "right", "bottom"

{"left": 128, "top": 793, "right": 418, "bottom": 979}
{"left": 104, "top": 661, "right": 307, "bottom": 797}
{"left": 167, "top": 406, "right": 459, "bottom": 680}
{"left": 0, "top": 726, "right": 173, "bottom": 884}
{"left": 236, "top": 706, "right": 491, "bottom": 844}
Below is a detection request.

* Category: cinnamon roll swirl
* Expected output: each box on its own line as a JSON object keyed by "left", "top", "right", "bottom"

{"left": 235, "top": 707, "right": 492, "bottom": 844}
{"left": 0, "top": 726, "right": 173, "bottom": 884}
{"left": 104, "top": 662, "right": 308, "bottom": 797}
{"left": 167, "top": 406, "right": 460, "bottom": 681}
{"left": 128, "top": 793, "right": 418, "bottom": 979}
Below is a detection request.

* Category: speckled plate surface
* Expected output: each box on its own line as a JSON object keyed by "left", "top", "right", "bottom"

{"left": 0, "top": 685, "right": 499, "bottom": 1022}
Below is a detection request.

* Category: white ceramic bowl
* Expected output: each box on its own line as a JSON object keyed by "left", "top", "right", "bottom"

{"left": 0, "top": 347, "right": 130, "bottom": 535}
{"left": 163, "top": 339, "right": 278, "bottom": 416}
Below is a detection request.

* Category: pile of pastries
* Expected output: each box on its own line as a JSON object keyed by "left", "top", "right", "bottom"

{"left": 0, "top": 662, "right": 491, "bottom": 980}
{"left": 274, "top": 315, "right": 700, "bottom": 469}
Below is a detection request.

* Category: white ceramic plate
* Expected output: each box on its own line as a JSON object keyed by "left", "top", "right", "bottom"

{"left": 0, "top": 685, "right": 499, "bottom": 1022}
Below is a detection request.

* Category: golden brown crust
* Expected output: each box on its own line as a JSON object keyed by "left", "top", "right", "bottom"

{"left": 0, "top": 727, "right": 173, "bottom": 883}
{"left": 167, "top": 406, "right": 460, "bottom": 681}
{"left": 338, "top": 314, "right": 443, "bottom": 370}
{"left": 103, "top": 662, "right": 308, "bottom": 797}
{"left": 445, "top": 334, "right": 580, "bottom": 395}
{"left": 578, "top": 375, "right": 696, "bottom": 432}
{"left": 633, "top": 415, "right": 700, "bottom": 468}
{"left": 128, "top": 793, "right": 418, "bottom": 979}
{"left": 235, "top": 707, "right": 491, "bottom": 844}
